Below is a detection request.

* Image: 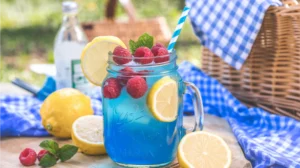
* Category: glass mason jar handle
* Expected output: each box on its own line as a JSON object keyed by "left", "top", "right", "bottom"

{"left": 184, "top": 81, "right": 204, "bottom": 131}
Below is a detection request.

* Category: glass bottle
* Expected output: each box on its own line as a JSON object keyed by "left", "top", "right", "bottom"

{"left": 54, "top": 1, "right": 91, "bottom": 94}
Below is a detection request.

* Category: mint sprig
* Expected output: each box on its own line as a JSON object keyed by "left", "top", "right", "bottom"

{"left": 39, "top": 140, "right": 59, "bottom": 155}
{"left": 57, "top": 144, "right": 78, "bottom": 162}
{"left": 39, "top": 154, "right": 57, "bottom": 167}
{"left": 129, "top": 33, "right": 154, "bottom": 53}
{"left": 39, "top": 140, "right": 78, "bottom": 167}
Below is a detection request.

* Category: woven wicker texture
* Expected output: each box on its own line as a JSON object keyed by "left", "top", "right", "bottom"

{"left": 202, "top": 1, "right": 300, "bottom": 120}
{"left": 81, "top": 0, "right": 171, "bottom": 46}
{"left": 82, "top": 17, "right": 171, "bottom": 46}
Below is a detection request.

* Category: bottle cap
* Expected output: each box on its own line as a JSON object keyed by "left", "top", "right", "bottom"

{"left": 62, "top": 1, "right": 78, "bottom": 14}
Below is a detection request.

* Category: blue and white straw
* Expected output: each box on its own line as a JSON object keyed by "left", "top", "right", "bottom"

{"left": 167, "top": 6, "right": 191, "bottom": 52}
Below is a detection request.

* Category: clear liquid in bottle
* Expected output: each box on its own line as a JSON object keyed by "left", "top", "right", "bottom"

{"left": 54, "top": 1, "right": 92, "bottom": 95}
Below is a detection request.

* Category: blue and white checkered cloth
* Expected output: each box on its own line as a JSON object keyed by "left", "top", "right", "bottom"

{"left": 1, "top": 62, "right": 299, "bottom": 167}
{"left": 187, "top": 0, "right": 282, "bottom": 69}
{"left": 0, "top": 88, "right": 102, "bottom": 137}
{"left": 180, "top": 62, "right": 300, "bottom": 168}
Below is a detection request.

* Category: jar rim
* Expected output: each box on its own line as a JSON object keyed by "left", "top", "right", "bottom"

{"left": 108, "top": 50, "right": 177, "bottom": 67}
{"left": 110, "top": 53, "right": 172, "bottom": 59}
{"left": 107, "top": 50, "right": 177, "bottom": 76}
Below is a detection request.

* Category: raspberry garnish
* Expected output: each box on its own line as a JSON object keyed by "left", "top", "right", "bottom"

{"left": 154, "top": 47, "right": 169, "bottom": 63}
{"left": 103, "top": 78, "right": 122, "bottom": 99}
{"left": 120, "top": 67, "right": 134, "bottom": 75}
{"left": 154, "top": 43, "right": 165, "bottom": 48}
{"left": 135, "top": 70, "right": 150, "bottom": 76}
{"left": 37, "top": 150, "right": 48, "bottom": 161}
{"left": 112, "top": 46, "right": 132, "bottom": 65}
{"left": 118, "top": 67, "right": 135, "bottom": 85}
{"left": 126, "top": 77, "right": 148, "bottom": 99}
{"left": 133, "top": 47, "right": 154, "bottom": 64}
{"left": 151, "top": 43, "right": 165, "bottom": 56}
{"left": 19, "top": 148, "right": 37, "bottom": 166}
{"left": 151, "top": 43, "right": 169, "bottom": 63}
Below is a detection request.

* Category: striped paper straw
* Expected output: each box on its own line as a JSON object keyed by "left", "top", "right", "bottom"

{"left": 167, "top": 6, "right": 190, "bottom": 52}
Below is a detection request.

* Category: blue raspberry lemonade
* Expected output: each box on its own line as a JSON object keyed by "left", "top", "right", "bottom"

{"left": 103, "top": 64, "right": 185, "bottom": 166}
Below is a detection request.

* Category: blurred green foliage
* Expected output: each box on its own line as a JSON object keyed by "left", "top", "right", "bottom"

{"left": 0, "top": 55, "right": 46, "bottom": 86}
{"left": 1, "top": 0, "right": 62, "bottom": 28}
{"left": 1, "top": 0, "right": 201, "bottom": 85}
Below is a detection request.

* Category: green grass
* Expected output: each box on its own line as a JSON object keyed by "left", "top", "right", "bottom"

{"left": 1, "top": 26, "right": 58, "bottom": 57}
{"left": 1, "top": 0, "right": 201, "bottom": 85}
{"left": 0, "top": 55, "right": 46, "bottom": 86}
{"left": 0, "top": 0, "right": 61, "bottom": 29}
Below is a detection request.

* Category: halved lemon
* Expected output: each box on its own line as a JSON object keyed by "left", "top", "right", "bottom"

{"left": 178, "top": 131, "right": 232, "bottom": 168}
{"left": 81, "top": 36, "right": 126, "bottom": 86}
{"left": 71, "top": 115, "right": 106, "bottom": 155}
{"left": 147, "top": 76, "right": 178, "bottom": 122}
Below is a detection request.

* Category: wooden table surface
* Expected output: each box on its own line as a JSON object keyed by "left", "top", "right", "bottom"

{"left": 0, "top": 83, "right": 251, "bottom": 168}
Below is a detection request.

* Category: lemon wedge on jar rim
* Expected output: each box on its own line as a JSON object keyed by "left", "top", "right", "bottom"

{"left": 178, "top": 131, "right": 232, "bottom": 168}
{"left": 71, "top": 115, "right": 106, "bottom": 155}
{"left": 81, "top": 36, "right": 126, "bottom": 86}
{"left": 147, "top": 76, "right": 178, "bottom": 122}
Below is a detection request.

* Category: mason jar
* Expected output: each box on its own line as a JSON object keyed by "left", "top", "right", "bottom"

{"left": 102, "top": 51, "right": 204, "bottom": 167}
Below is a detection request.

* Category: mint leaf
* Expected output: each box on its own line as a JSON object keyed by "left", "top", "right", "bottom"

{"left": 39, "top": 140, "right": 59, "bottom": 155}
{"left": 57, "top": 144, "right": 78, "bottom": 162}
{"left": 129, "top": 40, "right": 137, "bottom": 53}
{"left": 137, "top": 33, "right": 154, "bottom": 48}
{"left": 129, "top": 33, "right": 154, "bottom": 53}
{"left": 39, "top": 153, "right": 57, "bottom": 167}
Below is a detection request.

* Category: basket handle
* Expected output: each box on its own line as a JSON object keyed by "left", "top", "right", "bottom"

{"left": 278, "top": 0, "right": 300, "bottom": 16}
{"left": 281, "top": 0, "right": 299, "bottom": 7}
{"left": 119, "top": 0, "right": 136, "bottom": 21}
{"left": 105, "top": 0, "right": 136, "bottom": 21}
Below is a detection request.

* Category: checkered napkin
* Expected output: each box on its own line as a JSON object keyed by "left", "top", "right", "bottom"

{"left": 1, "top": 62, "right": 299, "bottom": 167}
{"left": 179, "top": 62, "right": 300, "bottom": 168}
{"left": 187, "top": 0, "right": 282, "bottom": 69}
{"left": 0, "top": 88, "right": 103, "bottom": 137}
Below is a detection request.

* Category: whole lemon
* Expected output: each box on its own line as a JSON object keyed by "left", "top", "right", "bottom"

{"left": 40, "top": 88, "right": 93, "bottom": 138}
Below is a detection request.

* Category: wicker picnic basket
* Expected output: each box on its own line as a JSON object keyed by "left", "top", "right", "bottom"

{"left": 81, "top": 0, "right": 171, "bottom": 46}
{"left": 202, "top": 0, "right": 300, "bottom": 120}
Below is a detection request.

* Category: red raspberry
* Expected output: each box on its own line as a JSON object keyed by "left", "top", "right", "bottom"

{"left": 151, "top": 43, "right": 165, "bottom": 56}
{"left": 103, "top": 78, "right": 122, "bottom": 99}
{"left": 154, "top": 43, "right": 165, "bottom": 48}
{"left": 118, "top": 67, "right": 134, "bottom": 85}
{"left": 135, "top": 70, "right": 151, "bottom": 76}
{"left": 154, "top": 47, "right": 169, "bottom": 63}
{"left": 126, "top": 77, "right": 148, "bottom": 99}
{"left": 120, "top": 67, "right": 134, "bottom": 75}
{"left": 113, "top": 46, "right": 132, "bottom": 65}
{"left": 118, "top": 68, "right": 150, "bottom": 85}
{"left": 134, "top": 70, "right": 150, "bottom": 82}
{"left": 19, "top": 148, "right": 37, "bottom": 166}
{"left": 37, "top": 150, "right": 48, "bottom": 161}
{"left": 133, "top": 47, "right": 154, "bottom": 64}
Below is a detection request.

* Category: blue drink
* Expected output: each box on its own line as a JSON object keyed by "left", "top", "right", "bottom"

{"left": 102, "top": 51, "right": 203, "bottom": 167}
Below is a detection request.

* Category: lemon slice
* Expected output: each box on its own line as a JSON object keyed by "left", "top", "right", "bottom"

{"left": 71, "top": 115, "right": 106, "bottom": 155}
{"left": 81, "top": 36, "right": 126, "bottom": 86}
{"left": 178, "top": 131, "right": 232, "bottom": 168}
{"left": 147, "top": 76, "right": 178, "bottom": 122}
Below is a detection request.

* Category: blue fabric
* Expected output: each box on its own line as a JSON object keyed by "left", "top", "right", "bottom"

{"left": 179, "top": 62, "right": 300, "bottom": 168}
{"left": 187, "top": 0, "right": 282, "bottom": 70}
{"left": 0, "top": 88, "right": 102, "bottom": 137}
{"left": 1, "top": 62, "right": 299, "bottom": 167}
